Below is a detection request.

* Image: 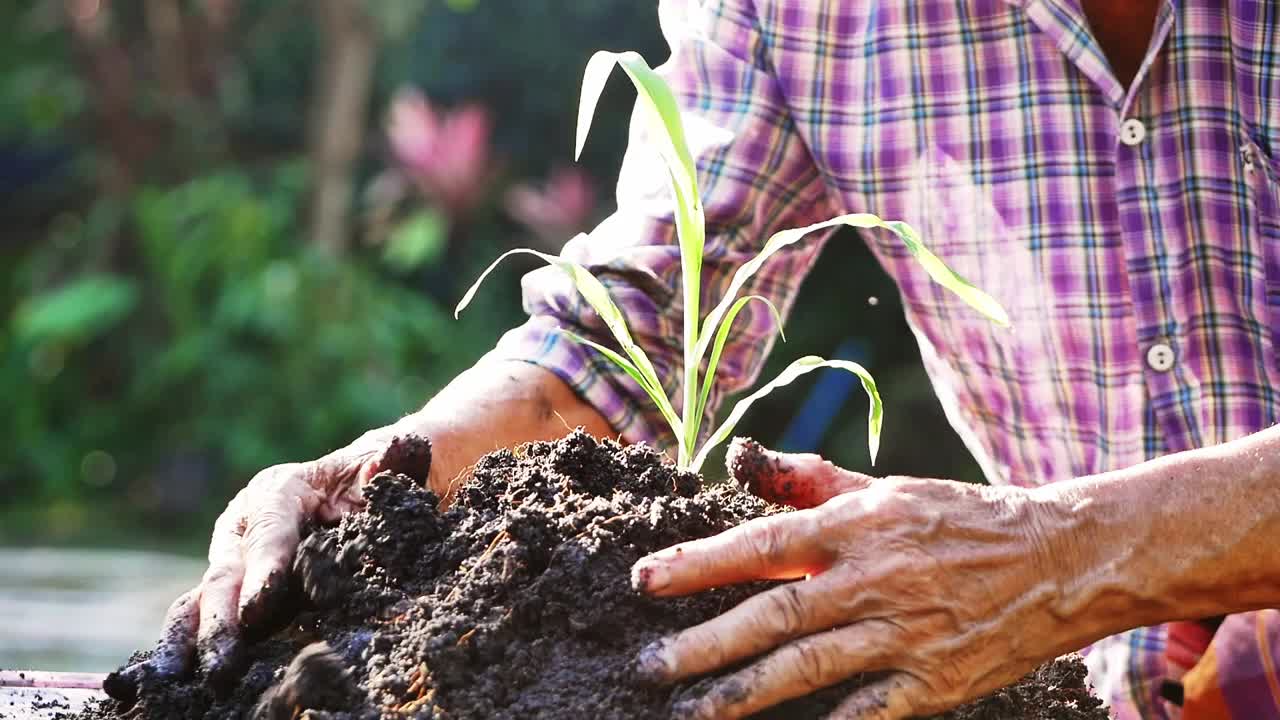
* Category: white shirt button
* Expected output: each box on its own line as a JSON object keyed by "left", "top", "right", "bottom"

{"left": 1146, "top": 342, "right": 1176, "bottom": 372}
{"left": 1120, "top": 118, "right": 1147, "bottom": 146}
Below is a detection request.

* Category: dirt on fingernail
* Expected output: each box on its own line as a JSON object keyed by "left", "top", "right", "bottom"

{"left": 101, "top": 666, "right": 144, "bottom": 706}
{"left": 630, "top": 562, "right": 655, "bottom": 592}
{"left": 73, "top": 431, "right": 1106, "bottom": 720}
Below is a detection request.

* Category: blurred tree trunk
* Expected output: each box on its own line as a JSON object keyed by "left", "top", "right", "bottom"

{"left": 307, "top": 0, "right": 379, "bottom": 255}
{"left": 143, "top": 0, "right": 190, "bottom": 105}
{"left": 63, "top": 4, "right": 145, "bottom": 195}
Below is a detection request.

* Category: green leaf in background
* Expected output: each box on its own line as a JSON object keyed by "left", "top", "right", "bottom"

{"left": 13, "top": 274, "right": 140, "bottom": 345}
{"left": 366, "top": 0, "right": 432, "bottom": 39}
{"left": 383, "top": 209, "right": 447, "bottom": 272}
{"left": 692, "top": 356, "right": 882, "bottom": 473}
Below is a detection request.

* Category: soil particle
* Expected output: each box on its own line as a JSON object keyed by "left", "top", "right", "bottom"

{"left": 72, "top": 431, "right": 1106, "bottom": 719}
{"left": 251, "top": 642, "right": 355, "bottom": 719}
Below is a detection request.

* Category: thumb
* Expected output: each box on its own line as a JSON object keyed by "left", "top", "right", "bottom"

{"left": 726, "top": 437, "right": 874, "bottom": 509}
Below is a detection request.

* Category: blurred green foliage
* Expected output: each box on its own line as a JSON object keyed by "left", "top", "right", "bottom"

{"left": 0, "top": 0, "right": 976, "bottom": 550}
{"left": 0, "top": 0, "right": 667, "bottom": 546}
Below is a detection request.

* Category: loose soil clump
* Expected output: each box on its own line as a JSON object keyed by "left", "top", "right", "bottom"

{"left": 73, "top": 431, "right": 1107, "bottom": 719}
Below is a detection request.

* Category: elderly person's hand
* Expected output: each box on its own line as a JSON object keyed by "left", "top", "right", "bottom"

{"left": 103, "top": 362, "right": 613, "bottom": 703}
{"left": 631, "top": 439, "right": 1085, "bottom": 719}
{"left": 104, "top": 448, "right": 386, "bottom": 702}
{"left": 633, "top": 428, "right": 1280, "bottom": 719}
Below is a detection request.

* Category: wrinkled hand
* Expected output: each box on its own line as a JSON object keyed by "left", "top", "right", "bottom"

{"left": 104, "top": 447, "right": 386, "bottom": 702}
{"left": 631, "top": 439, "right": 1076, "bottom": 720}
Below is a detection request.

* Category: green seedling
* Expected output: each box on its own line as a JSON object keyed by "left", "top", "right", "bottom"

{"left": 457, "top": 51, "right": 1008, "bottom": 473}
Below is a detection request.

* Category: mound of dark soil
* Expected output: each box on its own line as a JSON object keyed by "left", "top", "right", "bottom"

{"left": 72, "top": 431, "right": 1107, "bottom": 719}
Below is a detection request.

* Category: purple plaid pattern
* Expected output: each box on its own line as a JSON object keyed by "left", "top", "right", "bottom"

{"left": 489, "top": 1, "right": 1280, "bottom": 716}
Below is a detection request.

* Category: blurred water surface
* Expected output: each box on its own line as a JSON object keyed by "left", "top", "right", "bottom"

{"left": 0, "top": 548, "right": 204, "bottom": 672}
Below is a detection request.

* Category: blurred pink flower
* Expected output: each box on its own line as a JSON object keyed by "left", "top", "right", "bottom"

{"left": 505, "top": 165, "right": 597, "bottom": 248}
{"left": 387, "top": 88, "right": 493, "bottom": 216}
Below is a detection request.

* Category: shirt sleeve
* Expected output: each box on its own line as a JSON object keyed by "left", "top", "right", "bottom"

{"left": 487, "top": 0, "right": 834, "bottom": 452}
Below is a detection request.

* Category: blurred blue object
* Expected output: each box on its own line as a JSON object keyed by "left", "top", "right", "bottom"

{"left": 0, "top": 141, "right": 71, "bottom": 199}
{"left": 777, "top": 337, "right": 870, "bottom": 453}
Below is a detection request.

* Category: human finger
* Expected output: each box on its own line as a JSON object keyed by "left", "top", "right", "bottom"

{"left": 237, "top": 477, "right": 309, "bottom": 631}
{"left": 102, "top": 588, "right": 200, "bottom": 704}
{"left": 668, "top": 623, "right": 898, "bottom": 720}
{"left": 727, "top": 438, "right": 874, "bottom": 509}
{"left": 826, "top": 672, "right": 925, "bottom": 720}
{"left": 632, "top": 510, "right": 831, "bottom": 597}
{"left": 637, "top": 573, "right": 849, "bottom": 682}
{"left": 197, "top": 509, "right": 247, "bottom": 690}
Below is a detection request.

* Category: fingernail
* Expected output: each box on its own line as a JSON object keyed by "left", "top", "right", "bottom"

{"left": 631, "top": 560, "right": 670, "bottom": 593}
{"left": 636, "top": 639, "right": 673, "bottom": 683}
{"left": 102, "top": 664, "right": 145, "bottom": 705}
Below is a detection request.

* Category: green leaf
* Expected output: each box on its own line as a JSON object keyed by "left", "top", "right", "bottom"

{"left": 559, "top": 329, "right": 684, "bottom": 436}
{"left": 694, "top": 294, "right": 784, "bottom": 431}
{"left": 13, "top": 274, "right": 140, "bottom": 344}
{"left": 576, "top": 50, "right": 706, "bottom": 465}
{"left": 690, "top": 356, "right": 882, "bottom": 473}
{"left": 383, "top": 210, "right": 446, "bottom": 272}
{"left": 881, "top": 220, "right": 1010, "bottom": 327}
{"left": 455, "top": 244, "right": 681, "bottom": 438}
{"left": 694, "top": 214, "right": 1010, "bottom": 376}
{"left": 576, "top": 51, "right": 696, "bottom": 196}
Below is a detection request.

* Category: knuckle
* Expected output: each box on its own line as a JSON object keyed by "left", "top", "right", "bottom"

{"left": 742, "top": 519, "right": 788, "bottom": 568}
{"left": 836, "top": 687, "right": 895, "bottom": 720}
{"left": 762, "top": 584, "right": 810, "bottom": 639}
{"left": 789, "top": 637, "right": 832, "bottom": 691}
{"left": 201, "top": 563, "right": 241, "bottom": 588}
{"left": 889, "top": 675, "right": 923, "bottom": 715}
{"left": 212, "top": 505, "right": 246, "bottom": 537}
{"left": 684, "top": 626, "right": 728, "bottom": 671}
{"left": 931, "top": 661, "right": 974, "bottom": 700}
{"left": 865, "top": 486, "right": 909, "bottom": 516}
{"left": 248, "top": 462, "right": 305, "bottom": 492}
{"left": 167, "top": 588, "right": 198, "bottom": 615}
{"left": 243, "top": 504, "right": 298, "bottom": 542}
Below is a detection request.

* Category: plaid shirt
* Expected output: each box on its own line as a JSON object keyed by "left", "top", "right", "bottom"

{"left": 490, "top": 0, "right": 1280, "bottom": 716}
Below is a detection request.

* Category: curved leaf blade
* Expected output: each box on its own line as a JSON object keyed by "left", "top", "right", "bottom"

{"left": 559, "top": 329, "right": 683, "bottom": 437}
{"left": 455, "top": 245, "right": 679, "bottom": 436}
{"left": 694, "top": 214, "right": 1010, "bottom": 372}
{"left": 693, "top": 294, "right": 784, "bottom": 430}
{"left": 690, "top": 356, "right": 882, "bottom": 473}
{"left": 694, "top": 214, "right": 877, "bottom": 368}
{"left": 575, "top": 50, "right": 707, "bottom": 464}
{"left": 881, "top": 220, "right": 1010, "bottom": 327}
{"left": 576, "top": 50, "right": 697, "bottom": 198}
